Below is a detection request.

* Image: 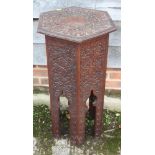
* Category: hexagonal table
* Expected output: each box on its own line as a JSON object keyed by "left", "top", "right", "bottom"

{"left": 38, "top": 6, "right": 116, "bottom": 145}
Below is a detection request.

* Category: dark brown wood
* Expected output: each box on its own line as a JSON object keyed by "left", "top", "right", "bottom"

{"left": 38, "top": 7, "right": 116, "bottom": 145}
{"left": 38, "top": 7, "right": 116, "bottom": 43}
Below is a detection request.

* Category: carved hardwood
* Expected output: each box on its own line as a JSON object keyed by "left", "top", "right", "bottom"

{"left": 38, "top": 6, "right": 116, "bottom": 145}
{"left": 45, "top": 34, "right": 109, "bottom": 144}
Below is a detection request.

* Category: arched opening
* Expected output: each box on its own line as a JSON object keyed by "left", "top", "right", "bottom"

{"left": 59, "top": 91, "right": 70, "bottom": 136}
{"left": 85, "top": 90, "right": 97, "bottom": 136}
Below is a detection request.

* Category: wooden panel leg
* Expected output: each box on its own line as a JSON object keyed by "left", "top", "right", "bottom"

{"left": 94, "top": 94, "right": 104, "bottom": 137}
{"left": 50, "top": 93, "right": 60, "bottom": 138}
{"left": 70, "top": 101, "right": 86, "bottom": 145}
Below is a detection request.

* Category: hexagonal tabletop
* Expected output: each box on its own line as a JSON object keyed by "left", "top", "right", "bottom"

{"left": 37, "top": 7, "right": 116, "bottom": 43}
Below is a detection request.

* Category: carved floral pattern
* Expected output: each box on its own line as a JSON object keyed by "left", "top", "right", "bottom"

{"left": 38, "top": 7, "right": 116, "bottom": 42}
{"left": 45, "top": 34, "right": 109, "bottom": 143}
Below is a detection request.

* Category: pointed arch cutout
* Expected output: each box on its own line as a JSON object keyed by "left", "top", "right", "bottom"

{"left": 85, "top": 90, "right": 97, "bottom": 136}
{"left": 59, "top": 91, "right": 70, "bottom": 136}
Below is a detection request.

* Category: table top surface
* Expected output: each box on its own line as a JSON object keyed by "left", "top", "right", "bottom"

{"left": 37, "top": 7, "right": 116, "bottom": 43}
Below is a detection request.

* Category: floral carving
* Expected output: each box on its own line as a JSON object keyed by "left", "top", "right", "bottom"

{"left": 45, "top": 34, "right": 109, "bottom": 143}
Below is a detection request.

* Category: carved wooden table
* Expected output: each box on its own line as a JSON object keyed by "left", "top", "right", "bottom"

{"left": 38, "top": 7, "right": 116, "bottom": 145}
